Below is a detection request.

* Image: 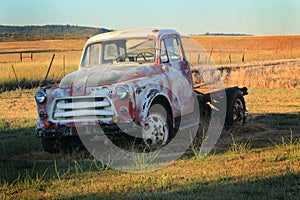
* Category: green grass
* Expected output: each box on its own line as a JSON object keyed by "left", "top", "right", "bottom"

{"left": 0, "top": 139, "right": 299, "bottom": 199}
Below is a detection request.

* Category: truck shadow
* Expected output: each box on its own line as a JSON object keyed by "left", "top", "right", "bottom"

{"left": 0, "top": 113, "right": 299, "bottom": 183}
{"left": 215, "top": 112, "right": 300, "bottom": 151}
{"left": 189, "top": 112, "right": 300, "bottom": 156}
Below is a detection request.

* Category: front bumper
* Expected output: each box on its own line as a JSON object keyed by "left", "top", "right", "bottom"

{"left": 35, "top": 123, "right": 143, "bottom": 138}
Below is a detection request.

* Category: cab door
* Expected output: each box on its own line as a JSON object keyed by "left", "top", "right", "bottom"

{"left": 160, "top": 36, "right": 194, "bottom": 116}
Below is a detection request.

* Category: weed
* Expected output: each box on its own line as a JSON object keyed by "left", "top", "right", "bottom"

{"left": 131, "top": 148, "right": 161, "bottom": 171}
{"left": 53, "top": 159, "right": 61, "bottom": 181}
{"left": 88, "top": 158, "right": 110, "bottom": 172}
{"left": 191, "top": 126, "right": 207, "bottom": 159}
{"left": 271, "top": 130, "right": 300, "bottom": 161}
{"left": 229, "top": 134, "right": 252, "bottom": 153}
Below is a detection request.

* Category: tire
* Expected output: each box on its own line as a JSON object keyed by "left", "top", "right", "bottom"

{"left": 225, "top": 91, "right": 247, "bottom": 127}
{"left": 42, "top": 137, "right": 60, "bottom": 154}
{"left": 142, "top": 103, "right": 172, "bottom": 151}
{"left": 42, "top": 137, "right": 74, "bottom": 154}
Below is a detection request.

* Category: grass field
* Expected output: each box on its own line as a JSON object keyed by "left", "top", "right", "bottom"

{"left": 1, "top": 35, "right": 300, "bottom": 90}
{"left": 191, "top": 35, "right": 300, "bottom": 64}
{"left": 0, "top": 35, "right": 300, "bottom": 199}
{"left": 0, "top": 39, "right": 84, "bottom": 90}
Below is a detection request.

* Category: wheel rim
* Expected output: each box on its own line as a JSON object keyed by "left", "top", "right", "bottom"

{"left": 143, "top": 113, "right": 169, "bottom": 149}
{"left": 233, "top": 98, "right": 245, "bottom": 125}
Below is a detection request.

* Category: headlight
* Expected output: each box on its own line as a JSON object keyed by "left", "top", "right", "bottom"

{"left": 35, "top": 90, "right": 47, "bottom": 103}
{"left": 115, "top": 85, "right": 129, "bottom": 99}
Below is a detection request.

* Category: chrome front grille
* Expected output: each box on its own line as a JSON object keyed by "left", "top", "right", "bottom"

{"left": 52, "top": 97, "right": 114, "bottom": 122}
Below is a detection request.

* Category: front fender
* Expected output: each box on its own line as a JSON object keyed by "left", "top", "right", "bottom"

{"left": 136, "top": 88, "right": 171, "bottom": 124}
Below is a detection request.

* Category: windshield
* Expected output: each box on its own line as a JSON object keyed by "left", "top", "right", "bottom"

{"left": 80, "top": 38, "right": 156, "bottom": 67}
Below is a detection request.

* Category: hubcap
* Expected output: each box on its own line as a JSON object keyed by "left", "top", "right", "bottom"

{"left": 143, "top": 113, "right": 168, "bottom": 149}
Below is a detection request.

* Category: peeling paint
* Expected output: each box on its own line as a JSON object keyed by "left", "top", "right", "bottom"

{"left": 35, "top": 29, "right": 195, "bottom": 135}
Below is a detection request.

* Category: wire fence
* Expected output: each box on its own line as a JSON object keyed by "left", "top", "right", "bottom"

{"left": 185, "top": 48, "right": 300, "bottom": 66}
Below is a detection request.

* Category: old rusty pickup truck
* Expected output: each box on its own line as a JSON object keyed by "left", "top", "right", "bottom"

{"left": 34, "top": 28, "right": 248, "bottom": 153}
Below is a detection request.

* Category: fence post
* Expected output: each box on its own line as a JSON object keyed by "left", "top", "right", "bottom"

{"left": 219, "top": 48, "right": 222, "bottom": 64}
{"left": 20, "top": 53, "right": 22, "bottom": 62}
{"left": 43, "top": 54, "right": 56, "bottom": 86}
{"left": 11, "top": 65, "right": 19, "bottom": 84}
{"left": 242, "top": 48, "right": 245, "bottom": 62}
{"left": 31, "top": 53, "right": 33, "bottom": 61}
{"left": 229, "top": 54, "right": 232, "bottom": 63}
{"left": 197, "top": 54, "right": 200, "bottom": 64}
{"left": 209, "top": 47, "right": 214, "bottom": 63}
{"left": 290, "top": 41, "right": 293, "bottom": 58}
{"left": 63, "top": 55, "right": 65, "bottom": 77}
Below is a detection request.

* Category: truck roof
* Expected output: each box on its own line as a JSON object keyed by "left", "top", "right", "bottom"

{"left": 86, "top": 28, "right": 180, "bottom": 44}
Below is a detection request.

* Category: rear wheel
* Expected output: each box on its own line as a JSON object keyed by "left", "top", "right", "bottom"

{"left": 142, "top": 103, "right": 172, "bottom": 151}
{"left": 226, "top": 92, "right": 247, "bottom": 127}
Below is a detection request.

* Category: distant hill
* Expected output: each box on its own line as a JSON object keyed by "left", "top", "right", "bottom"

{"left": 0, "top": 25, "right": 113, "bottom": 36}
{"left": 0, "top": 25, "right": 114, "bottom": 41}
{"left": 189, "top": 32, "right": 253, "bottom": 36}
{"left": 204, "top": 32, "right": 252, "bottom": 36}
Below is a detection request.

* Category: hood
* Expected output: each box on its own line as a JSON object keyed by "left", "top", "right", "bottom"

{"left": 59, "top": 64, "right": 161, "bottom": 89}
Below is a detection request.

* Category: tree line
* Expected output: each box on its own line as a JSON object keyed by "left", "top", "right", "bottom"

{"left": 0, "top": 25, "right": 113, "bottom": 36}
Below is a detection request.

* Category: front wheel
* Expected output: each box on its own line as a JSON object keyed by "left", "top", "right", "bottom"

{"left": 42, "top": 137, "right": 60, "bottom": 154}
{"left": 142, "top": 103, "right": 172, "bottom": 151}
{"left": 226, "top": 91, "right": 247, "bottom": 127}
{"left": 42, "top": 137, "right": 77, "bottom": 154}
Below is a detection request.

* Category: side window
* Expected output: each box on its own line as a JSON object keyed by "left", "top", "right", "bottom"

{"left": 81, "top": 43, "right": 101, "bottom": 67}
{"left": 160, "top": 40, "right": 168, "bottom": 63}
{"left": 90, "top": 44, "right": 100, "bottom": 65}
{"left": 160, "top": 37, "right": 182, "bottom": 63}
{"left": 104, "top": 43, "right": 118, "bottom": 61}
{"left": 81, "top": 45, "right": 90, "bottom": 67}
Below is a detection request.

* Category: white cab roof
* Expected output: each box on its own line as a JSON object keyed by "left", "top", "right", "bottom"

{"left": 86, "top": 28, "right": 180, "bottom": 44}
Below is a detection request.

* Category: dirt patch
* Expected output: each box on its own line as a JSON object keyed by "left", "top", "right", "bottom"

{"left": 216, "top": 119, "right": 300, "bottom": 151}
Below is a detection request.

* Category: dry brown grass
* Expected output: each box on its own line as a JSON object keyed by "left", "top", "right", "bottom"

{"left": 222, "top": 61, "right": 300, "bottom": 89}
{"left": 191, "top": 35, "right": 300, "bottom": 64}
{"left": 0, "top": 89, "right": 37, "bottom": 121}
{"left": 0, "top": 36, "right": 300, "bottom": 88}
{"left": 0, "top": 51, "right": 81, "bottom": 84}
{"left": 0, "top": 39, "right": 86, "bottom": 87}
{"left": 0, "top": 39, "right": 85, "bottom": 52}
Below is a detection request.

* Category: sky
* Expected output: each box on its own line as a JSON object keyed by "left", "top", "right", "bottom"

{"left": 1, "top": 0, "right": 300, "bottom": 35}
